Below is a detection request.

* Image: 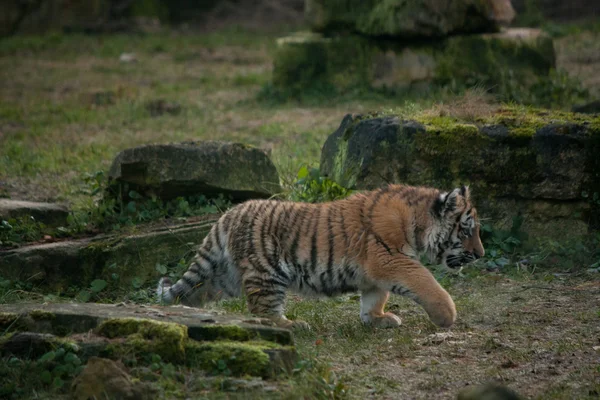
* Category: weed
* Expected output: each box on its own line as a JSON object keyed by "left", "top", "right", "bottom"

{"left": 0, "top": 217, "right": 48, "bottom": 248}
{"left": 69, "top": 172, "right": 232, "bottom": 233}
{"left": 288, "top": 166, "right": 352, "bottom": 203}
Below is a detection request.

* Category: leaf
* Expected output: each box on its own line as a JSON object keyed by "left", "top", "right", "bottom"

{"left": 64, "top": 352, "right": 81, "bottom": 366}
{"left": 52, "top": 377, "right": 64, "bottom": 389}
{"left": 127, "top": 201, "right": 137, "bottom": 213}
{"left": 131, "top": 277, "right": 144, "bottom": 289}
{"left": 297, "top": 166, "right": 309, "bottom": 179}
{"left": 55, "top": 348, "right": 66, "bottom": 359}
{"left": 77, "top": 290, "right": 91, "bottom": 303}
{"left": 129, "top": 190, "right": 142, "bottom": 199}
{"left": 90, "top": 279, "right": 108, "bottom": 293}
{"left": 41, "top": 370, "right": 52, "bottom": 384}
{"left": 496, "top": 257, "right": 510, "bottom": 267}
{"left": 155, "top": 263, "right": 168, "bottom": 275}
{"left": 39, "top": 351, "right": 56, "bottom": 363}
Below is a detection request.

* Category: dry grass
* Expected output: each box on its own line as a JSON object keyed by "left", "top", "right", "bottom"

{"left": 421, "top": 87, "right": 500, "bottom": 121}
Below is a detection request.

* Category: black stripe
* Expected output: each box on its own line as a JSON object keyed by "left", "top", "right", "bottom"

{"left": 375, "top": 234, "right": 393, "bottom": 255}
{"left": 339, "top": 205, "right": 349, "bottom": 248}
{"left": 326, "top": 206, "right": 335, "bottom": 288}
{"left": 289, "top": 207, "right": 306, "bottom": 269}
{"left": 244, "top": 276, "right": 287, "bottom": 288}
{"left": 248, "top": 201, "right": 269, "bottom": 253}
{"left": 367, "top": 187, "right": 389, "bottom": 225}
{"left": 309, "top": 207, "right": 321, "bottom": 273}
{"left": 213, "top": 220, "right": 222, "bottom": 250}
{"left": 182, "top": 275, "right": 198, "bottom": 288}
{"left": 260, "top": 202, "right": 279, "bottom": 269}
{"left": 196, "top": 248, "right": 219, "bottom": 267}
{"left": 188, "top": 263, "right": 201, "bottom": 275}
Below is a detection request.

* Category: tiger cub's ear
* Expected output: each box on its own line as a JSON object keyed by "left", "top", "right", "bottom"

{"left": 433, "top": 187, "right": 465, "bottom": 217}
{"left": 460, "top": 185, "right": 471, "bottom": 200}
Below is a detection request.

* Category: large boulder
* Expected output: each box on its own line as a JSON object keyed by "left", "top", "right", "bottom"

{"left": 108, "top": 141, "right": 282, "bottom": 201}
{"left": 305, "top": 0, "right": 515, "bottom": 38}
{"left": 320, "top": 107, "right": 600, "bottom": 238}
{"left": 273, "top": 28, "right": 554, "bottom": 95}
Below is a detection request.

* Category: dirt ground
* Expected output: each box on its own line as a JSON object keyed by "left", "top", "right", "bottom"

{"left": 282, "top": 272, "right": 600, "bottom": 399}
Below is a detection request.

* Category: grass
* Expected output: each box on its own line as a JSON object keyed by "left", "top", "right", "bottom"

{"left": 1, "top": 22, "right": 600, "bottom": 399}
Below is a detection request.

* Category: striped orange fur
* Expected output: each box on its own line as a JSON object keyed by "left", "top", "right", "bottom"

{"left": 157, "top": 184, "right": 484, "bottom": 330}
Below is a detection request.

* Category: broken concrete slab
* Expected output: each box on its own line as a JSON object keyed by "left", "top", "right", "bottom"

{"left": 0, "top": 216, "right": 219, "bottom": 292}
{"left": 0, "top": 199, "right": 69, "bottom": 227}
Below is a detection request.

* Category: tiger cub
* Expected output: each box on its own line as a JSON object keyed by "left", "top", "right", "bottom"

{"left": 157, "top": 184, "right": 484, "bottom": 330}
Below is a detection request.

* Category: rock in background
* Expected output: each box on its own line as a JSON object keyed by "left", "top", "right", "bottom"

{"left": 305, "top": 0, "right": 515, "bottom": 38}
{"left": 273, "top": 0, "right": 560, "bottom": 96}
{"left": 320, "top": 107, "right": 600, "bottom": 238}
{"left": 108, "top": 141, "right": 282, "bottom": 202}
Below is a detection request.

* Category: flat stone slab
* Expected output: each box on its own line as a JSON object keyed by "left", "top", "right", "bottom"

{"left": 0, "top": 302, "right": 293, "bottom": 345}
{"left": 0, "top": 302, "right": 296, "bottom": 379}
{"left": 0, "top": 199, "right": 69, "bottom": 227}
{"left": 108, "top": 141, "right": 282, "bottom": 201}
{"left": 0, "top": 215, "right": 219, "bottom": 292}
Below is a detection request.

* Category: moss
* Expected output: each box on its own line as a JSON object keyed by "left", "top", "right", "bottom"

{"left": 435, "top": 32, "right": 555, "bottom": 101}
{"left": 273, "top": 32, "right": 373, "bottom": 95}
{"left": 0, "top": 332, "right": 15, "bottom": 347}
{"left": 97, "top": 318, "right": 187, "bottom": 362}
{"left": 28, "top": 310, "right": 56, "bottom": 321}
{"left": 185, "top": 340, "right": 271, "bottom": 377}
{"left": 0, "top": 313, "right": 18, "bottom": 331}
{"left": 0, "top": 312, "right": 34, "bottom": 333}
{"left": 190, "top": 325, "right": 254, "bottom": 342}
{"left": 308, "top": 0, "right": 498, "bottom": 37}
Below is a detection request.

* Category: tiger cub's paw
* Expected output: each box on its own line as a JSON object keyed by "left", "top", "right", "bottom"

{"left": 273, "top": 317, "right": 311, "bottom": 331}
{"left": 289, "top": 319, "right": 311, "bottom": 331}
{"left": 370, "top": 312, "right": 402, "bottom": 329}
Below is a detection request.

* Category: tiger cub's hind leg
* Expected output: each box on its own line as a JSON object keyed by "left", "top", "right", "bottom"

{"left": 360, "top": 287, "right": 402, "bottom": 328}
{"left": 241, "top": 260, "right": 310, "bottom": 331}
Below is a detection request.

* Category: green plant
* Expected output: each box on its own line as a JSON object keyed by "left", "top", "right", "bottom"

{"left": 290, "top": 166, "right": 352, "bottom": 203}
{"left": 289, "top": 357, "right": 349, "bottom": 400}
{"left": 75, "top": 279, "right": 108, "bottom": 303}
{"left": 0, "top": 217, "right": 48, "bottom": 248}
{"left": 68, "top": 172, "right": 233, "bottom": 234}
{"left": 476, "top": 215, "right": 527, "bottom": 271}
{"left": 38, "top": 347, "right": 83, "bottom": 390}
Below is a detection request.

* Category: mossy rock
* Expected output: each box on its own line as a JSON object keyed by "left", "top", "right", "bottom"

{"left": 305, "top": 0, "right": 515, "bottom": 38}
{"left": 272, "top": 28, "right": 554, "bottom": 96}
{"left": 186, "top": 340, "right": 271, "bottom": 377}
{"left": 320, "top": 106, "right": 600, "bottom": 237}
{"left": 97, "top": 318, "right": 188, "bottom": 363}
{"left": 108, "top": 141, "right": 282, "bottom": 201}
{"left": 0, "top": 303, "right": 297, "bottom": 378}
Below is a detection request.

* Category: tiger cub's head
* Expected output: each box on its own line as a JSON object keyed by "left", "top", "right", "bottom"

{"left": 434, "top": 185, "right": 484, "bottom": 269}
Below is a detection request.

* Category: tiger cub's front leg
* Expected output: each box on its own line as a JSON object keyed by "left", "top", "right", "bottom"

{"left": 366, "top": 249, "right": 457, "bottom": 328}
{"left": 360, "top": 288, "right": 402, "bottom": 328}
